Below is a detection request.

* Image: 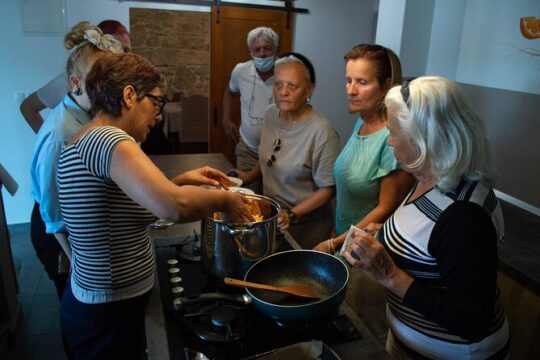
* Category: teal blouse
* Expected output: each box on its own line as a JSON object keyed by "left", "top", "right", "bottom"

{"left": 334, "top": 118, "right": 400, "bottom": 235}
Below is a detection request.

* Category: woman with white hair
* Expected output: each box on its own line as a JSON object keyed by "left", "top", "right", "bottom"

{"left": 343, "top": 76, "right": 510, "bottom": 359}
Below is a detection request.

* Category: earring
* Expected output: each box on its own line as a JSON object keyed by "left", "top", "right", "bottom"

{"left": 73, "top": 86, "right": 82, "bottom": 96}
{"left": 307, "top": 97, "right": 311, "bottom": 104}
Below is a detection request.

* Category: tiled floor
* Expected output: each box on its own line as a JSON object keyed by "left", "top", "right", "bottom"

{"left": 4, "top": 223, "right": 67, "bottom": 360}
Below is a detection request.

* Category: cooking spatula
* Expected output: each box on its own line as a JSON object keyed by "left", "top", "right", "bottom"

{"left": 224, "top": 277, "right": 321, "bottom": 299}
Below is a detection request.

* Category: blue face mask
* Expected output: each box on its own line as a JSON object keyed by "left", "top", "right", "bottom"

{"left": 253, "top": 56, "right": 275, "bottom": 72}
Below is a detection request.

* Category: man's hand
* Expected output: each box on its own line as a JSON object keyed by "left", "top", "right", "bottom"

{"left": 223, "top": 119, "right": 240, "bottom": 144}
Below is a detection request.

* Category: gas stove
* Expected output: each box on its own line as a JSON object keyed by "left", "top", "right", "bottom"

{"left": 155, "top": 233, "right": 361, "bottom": 360}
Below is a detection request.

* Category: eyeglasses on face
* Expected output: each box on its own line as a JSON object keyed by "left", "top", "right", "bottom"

{"left": 266, "top": 138, "right": 282, "bottom": 167}
{"left": 145, "top": 93, "right": 168, "bottom": 115}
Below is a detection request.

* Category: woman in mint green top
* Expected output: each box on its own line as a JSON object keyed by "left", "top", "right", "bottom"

{"left": 333, "top": 118, "right": 399, "bottom": 235}
{"left": 314, "top": 44, "right": 413, "bottom": 253}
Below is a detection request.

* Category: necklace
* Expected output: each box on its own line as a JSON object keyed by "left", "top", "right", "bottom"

{"left": 267, "top": 106, "right": 313, "bottom": 168}
{"left": 248, "top": 74, "right": 274, "bottom": 125}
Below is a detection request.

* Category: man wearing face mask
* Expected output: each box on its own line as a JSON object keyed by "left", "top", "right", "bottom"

{"left": 222, "top": 27, "right": 278, "bottom": 194}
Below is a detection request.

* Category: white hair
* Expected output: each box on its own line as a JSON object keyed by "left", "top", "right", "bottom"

{"left": 247, "top": 27, "right": 278, "bottom": 50}
{"left": 385, "top": 76, "right": 497, "bottom": 192}
{"left": 274, "top": 55, "right": 312, "bottom": 84}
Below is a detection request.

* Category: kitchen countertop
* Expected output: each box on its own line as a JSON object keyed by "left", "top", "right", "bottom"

{"left": 497, "top": 200, "right": 540, "bottom": 296}
{"left": 146, "top": 153, "right": 390, "bottom": 359}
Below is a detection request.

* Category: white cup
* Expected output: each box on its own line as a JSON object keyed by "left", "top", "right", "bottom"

{"left": 339, "top": 224, "right": 361, "bottom": 258}
{"left": 339, "top": 225, "right": 377, "bottom": 260}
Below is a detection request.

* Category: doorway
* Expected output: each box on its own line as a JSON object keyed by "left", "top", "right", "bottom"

{"left": 130, "top": 6, "right": 293, "bottom": 159}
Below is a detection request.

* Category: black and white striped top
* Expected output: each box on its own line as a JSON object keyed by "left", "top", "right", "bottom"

{"left": 382, "top": 180, "right": 510, "bottom": 359}
{"left": 57, "top": 126, "right": 157, "bottom": 304}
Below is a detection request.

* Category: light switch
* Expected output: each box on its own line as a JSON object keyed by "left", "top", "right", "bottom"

{"left": 14, "top": 92, "right": 26, "bottom": 103}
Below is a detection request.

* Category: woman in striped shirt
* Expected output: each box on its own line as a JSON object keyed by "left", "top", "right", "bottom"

{"left": 57, "top": 52, "right": 251, "bottom": 359}
{"left": 343, "top": 76, "right": 509, "bottom": 359}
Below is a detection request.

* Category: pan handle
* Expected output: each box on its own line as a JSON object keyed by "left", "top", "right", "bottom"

{"left": 173, "top": 292, "right": 251, "bottom": 311}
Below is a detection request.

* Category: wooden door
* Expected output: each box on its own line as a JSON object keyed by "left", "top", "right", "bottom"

{"left": 209, "top": 6, "right": 293, "bottom": 165}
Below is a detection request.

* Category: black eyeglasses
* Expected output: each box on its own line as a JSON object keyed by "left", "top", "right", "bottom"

{"left": 266, "top": 138, "right": 282, "bottom": 167}
{"left": 145, "top": 94, "right": 168, "bottom": 115}
{"left": 401, "top": 79, "right": 411, "bottom": 108}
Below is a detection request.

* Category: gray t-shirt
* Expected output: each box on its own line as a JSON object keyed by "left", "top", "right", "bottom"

{"left": 259, "top": 105, "right": 340, "bottom": 248}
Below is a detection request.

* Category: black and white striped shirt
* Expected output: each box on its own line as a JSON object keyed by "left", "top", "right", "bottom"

{"left": 382, "top": 180, "right": 510, "bottom": 359}
{"left": 58, "top": 126, "right": 156, "bottom": 304}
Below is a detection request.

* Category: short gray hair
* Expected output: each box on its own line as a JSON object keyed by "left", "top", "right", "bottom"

{"left": 385, "top": 76, "right": 497, "bottom": 192}
{"left": 275, "top": 54, "right": 315, "bottom": 84}
{"left": 247, "top": 27, "right": 278, "bottom": 50}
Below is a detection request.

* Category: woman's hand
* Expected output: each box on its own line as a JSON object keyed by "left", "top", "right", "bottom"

{"left": 313, "top": 238, "right": 336, "bottom": 253}
{"left": 277, "top": 210, "right": 290, "bottom": 231}
{"left": 172, "top": 166, "right": 233, "bottom": 188}
{"left": 221, "top": 192, "right": 254, "bottom": 223}
{"left": 231, "top": 169, "right": 251, "bottom": 185}
{"left": 343, "top": 226, "right": 412, "bottom": 297}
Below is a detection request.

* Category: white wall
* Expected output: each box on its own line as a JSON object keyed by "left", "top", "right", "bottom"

{"left": 0, "top": 0, "right": 210, "bottom": 225}
{"left": 400, "top": 0, "right": 435, "bottom": 78}
{"left": 294, "top": 0, "right": 378, "bottom": 146}
{"left": 383, "top": 0, "right": 540, "bottom": 94}
{"left": 0, "top": 0, "right": 375, "bottom": 225}
{"left": 456, "top": 0, "right": 540, "bottom": 94}
{"left": 425, "top": 0, "right": 466, "bottom": 78}
{"left": 375, "top": 0, "right": 407, "bottom": 54}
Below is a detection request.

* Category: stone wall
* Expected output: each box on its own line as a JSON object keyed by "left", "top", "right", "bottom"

{"left": 130, "top": 8, "right": 210, "bottom": 99}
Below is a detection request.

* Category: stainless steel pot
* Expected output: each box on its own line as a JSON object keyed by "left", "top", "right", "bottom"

{"left": 201, "top": 194, "right": 280, "bottom": 281}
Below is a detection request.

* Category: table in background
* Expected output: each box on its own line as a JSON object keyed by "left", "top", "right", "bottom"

{"left": 161, "top": 102, "right": 182, "bottom": 153}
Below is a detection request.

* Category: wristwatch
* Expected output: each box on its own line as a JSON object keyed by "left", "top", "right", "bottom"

{"left": 286, "top": 209, "right": 298, "bottom": 224}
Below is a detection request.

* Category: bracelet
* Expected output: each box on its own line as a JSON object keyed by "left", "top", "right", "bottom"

{"left": 328, "top": 238, "right": 335, "bottom": 253}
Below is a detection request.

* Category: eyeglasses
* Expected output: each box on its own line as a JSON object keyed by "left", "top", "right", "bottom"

{"left": 400, "top": 79, "right": 411, "bottom": 108}
{"left": 266, "top": 138, "right": 282, "bottom": 167}
{"left": 145, "top": 93, "right": 168, "bottom": 115}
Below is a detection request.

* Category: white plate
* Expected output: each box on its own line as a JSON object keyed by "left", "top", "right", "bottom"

{"left": 228, "top": 176, "right": 243, "bottom": 187}
{"left": 229, "top": 187, "right": 255, "bottom": 195}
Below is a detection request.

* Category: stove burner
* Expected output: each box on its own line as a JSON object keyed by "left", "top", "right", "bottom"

{"left": 211, "top": 305, "right": 238, "bottom": 327}
{"left": 193, "top": 303, "right": 251, "bottom": 343}
{"left": 156, "top": 237, "right": 363, "bottom": 359}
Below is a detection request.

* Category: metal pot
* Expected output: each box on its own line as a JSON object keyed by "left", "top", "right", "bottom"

{"left": 201, "top": 194, "right": 280, "bottom": 281}
{"left": 243, "top": 250, "right": 349, "bottom": 326}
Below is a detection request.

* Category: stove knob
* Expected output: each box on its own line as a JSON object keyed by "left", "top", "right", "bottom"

{"left": 173, "top": 297, "right": 183, "bottom": 311}
{"left": 170, "top": 276, "right": 183, "bottom": 286}
{"left": 168, "top": 267, "right": 180, "bottom": 277}
{"left": 171, "top": 286, "right": 184, "bottom": 298}
{"left": 166, "top": 259, "right": 179, "bottom": 268}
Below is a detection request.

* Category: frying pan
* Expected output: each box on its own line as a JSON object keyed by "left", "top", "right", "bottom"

{"left": 243, "top": 250, "right": 349, "bottom": 325}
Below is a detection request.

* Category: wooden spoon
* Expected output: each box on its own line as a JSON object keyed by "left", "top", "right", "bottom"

{"left": 224, "top": 277, "right": 321, "bottom": 299}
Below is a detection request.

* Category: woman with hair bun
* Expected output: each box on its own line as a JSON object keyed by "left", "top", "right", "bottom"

{"left": 29, "top": 22, "right": 123, "bottom": 299}
{"left": 20, "top": 19, "right": 131, "bottom": 132}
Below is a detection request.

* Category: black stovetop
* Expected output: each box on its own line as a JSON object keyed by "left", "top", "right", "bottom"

{"left": 155, "top": 233, "right": 361, "bottom": 360}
